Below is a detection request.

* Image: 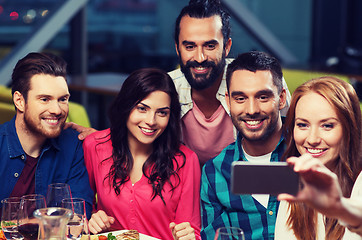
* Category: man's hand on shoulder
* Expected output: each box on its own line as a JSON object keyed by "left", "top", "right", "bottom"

{"left": 64, "top": 122, "right": 97, "bottom": 140}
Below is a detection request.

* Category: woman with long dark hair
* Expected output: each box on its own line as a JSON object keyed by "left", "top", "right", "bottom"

{"left": 275, "top": 77, "right": 362, "bottom": 239}
{"left": 83, "top": 68, "right": 201, "bottom": 239}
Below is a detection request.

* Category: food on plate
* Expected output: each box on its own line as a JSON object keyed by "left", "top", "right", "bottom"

{"left": 98, "top": 235, "right": 108, "bottom": 240}
{"left": 88, "top": 230, "right": 140, "bottom": 240}
{"left": 116, "top": 230, "right": 139, "bottom": 240}
{"left": 116, "top": 231, "right": 139, "bottom": 240}
{"left": 88, "top": 235, "right": 110, "bottom": 240}
{"left": 88, "top": 235, "right": 99, "bottom": 240}
{"left": 106, "top": 233, "right": 116, "bottom": 240}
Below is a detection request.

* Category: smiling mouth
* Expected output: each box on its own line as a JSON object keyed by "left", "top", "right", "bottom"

{"left": 245, "top": 120, "right": 262, "bottom": 125}
{"left": 192, "top": 66, "right": 209, "bottom": 74}
{"left": 43, "top": 118, "right": 61, "bottom": 125}
{"left": 140, "top": 127, "right": 156, "bottom": 135}
{"left": 243, "top": 119, "right": 264, "bottom": 129}
{"left": 306, "top": 148, "right": 325, "bottom": 154}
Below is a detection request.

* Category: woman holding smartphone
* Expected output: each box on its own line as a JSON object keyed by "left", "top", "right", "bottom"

{"left": 275, "top": 77, "right": 362, "bottom": 239}
{"left": 83, "top": 68, "right": 201, "bottom": 240}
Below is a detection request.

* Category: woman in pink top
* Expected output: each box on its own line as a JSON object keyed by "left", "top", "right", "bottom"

{"left": 83, "top": 68, "right": 201, "bottom": 240}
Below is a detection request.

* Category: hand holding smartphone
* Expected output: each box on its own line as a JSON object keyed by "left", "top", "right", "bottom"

{"left": 231, "top": 161, "right": 300, "bottom": 196}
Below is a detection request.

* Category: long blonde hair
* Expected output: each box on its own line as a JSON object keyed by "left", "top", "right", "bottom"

{"left": 283, "top": 77, "right": 362, "bottom": 239}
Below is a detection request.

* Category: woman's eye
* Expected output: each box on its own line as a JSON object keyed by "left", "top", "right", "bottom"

{"left": 137, "top": 106, "right": 146, "bottom": 112}
{"left": 323, "top": 123, "right": 334, "bottom": 129}
{"left": 296, "top": 123, "right": 308, "bottom": 128}
{"left": 157, "top": 111, "right": 169, "bottom": 117}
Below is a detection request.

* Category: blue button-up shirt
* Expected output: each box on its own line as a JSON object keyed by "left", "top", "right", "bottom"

{"left": 201, "top": 133, "right": 286, "bottom": 240}
{"left": 0, "top": 117, "right": 93, "bottom": 218}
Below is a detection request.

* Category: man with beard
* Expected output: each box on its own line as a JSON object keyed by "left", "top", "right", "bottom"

{"left": 0, "top": 52, "right": 93, "bottom": 218}
{"left": 68, "top": 0, "right": 291, "bottom": 166}
{"left": 168, "top": 0, "right": 291, "bottom": 165}
{"left": 200, "top": 51, "right": 287, "bottom": 240}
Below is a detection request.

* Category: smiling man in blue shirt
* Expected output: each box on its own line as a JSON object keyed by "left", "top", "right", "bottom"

{"left": 201, "top": 51, "right": 287, "bottom": 240}
{"left": 0, "top": 52, "right": 93, "bottom": 218}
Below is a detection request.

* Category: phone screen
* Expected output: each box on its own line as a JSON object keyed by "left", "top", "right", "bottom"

{"left": 231, "top": 161, "right": 300, "bottom": 196}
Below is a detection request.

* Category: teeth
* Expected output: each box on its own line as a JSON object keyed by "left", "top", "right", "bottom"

{"left": 246, "top": 120, "right": 261, "bottom": 125}
{"left": 195, "top": 67, "right": 206, "bottom": 70}
{"left": 141, "top": 128, "right": 155, "bottom": 133}
{"left": 307, "top": 148, "right": 323, "bottom": 154}
{"left": 45, "top": 119, "right": 58, "bottom": 123}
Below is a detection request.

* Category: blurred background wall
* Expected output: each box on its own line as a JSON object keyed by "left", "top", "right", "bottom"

{"left": 0, "top": 0, "right": 361, "bottom": 129}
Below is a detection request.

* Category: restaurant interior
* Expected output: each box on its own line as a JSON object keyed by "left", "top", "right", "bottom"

{"left": 0, "top": 0, "right": 361, "bottom": 130}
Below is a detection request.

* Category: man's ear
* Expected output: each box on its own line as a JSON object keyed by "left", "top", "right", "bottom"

{"left": 278, "top": 89, "right": 287, "bottom": 110}
{"left": 224, "top": 38, "right": 232, "bottom": 57}
{"left": 13, "top": 91, "right": 25, "bottom": 113}
{"left": 175, "top": 43, "right": 180, "bottom": 57}
{"left": 225, "top": 90, "right": 230, "bottom": 110}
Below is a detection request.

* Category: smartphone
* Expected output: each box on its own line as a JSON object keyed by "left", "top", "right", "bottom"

{"left": 231, "top": 161, "right": 300, "bottom": 196}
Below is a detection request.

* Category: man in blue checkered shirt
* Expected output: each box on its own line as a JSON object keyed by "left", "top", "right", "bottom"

{"left": 201, "top": 51, "right": 287, "bottom": 240}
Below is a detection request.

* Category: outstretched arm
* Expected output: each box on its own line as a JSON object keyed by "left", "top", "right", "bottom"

{"left": 278, "top": 154, "right": 362, "bottom": 235}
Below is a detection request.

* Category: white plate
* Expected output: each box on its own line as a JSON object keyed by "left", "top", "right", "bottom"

{"left": 99, "top": 230, "right": 160, "bottom": 240}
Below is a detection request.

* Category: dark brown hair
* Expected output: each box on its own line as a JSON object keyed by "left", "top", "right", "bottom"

{"left": 101, "top": 68, "right": 185, "bottom": 204}
{"left": 174, "top": 0, "right": 231, "bottom": 48}
{"left": 11, "top": 52, "right": 67, "bottom": 101}
{"left": 226, "top": 51, "right": 283, "bottom": 93}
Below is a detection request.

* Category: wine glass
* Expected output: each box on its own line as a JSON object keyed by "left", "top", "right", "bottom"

{"left": 46, "top": 183, "right": 72, "bottom": 207}
{"left": 18, "top": 194, "right": 46, "bottom": 240}
{"left": 214, "top": 227, "right": 245, "bottom": 240}
{"left": 61, "top": 198, "right": 89, "bottom": 240}
{"left": 1, "top": 197, "right": 24, "bottom": 240}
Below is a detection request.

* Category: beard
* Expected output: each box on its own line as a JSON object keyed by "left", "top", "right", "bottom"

{"left": 179, "top": 52, "right": 226, "bottom": 91}
{"left": 24, "top": 112, "right": 66, "bottom": 139}
{"left": 231, "top": 111, "right": 280, "bottom": 143}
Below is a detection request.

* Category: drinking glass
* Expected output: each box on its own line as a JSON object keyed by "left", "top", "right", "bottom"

{"left": 34, "top": 207, "right": 72, "bottom": 240}
{"left": 18, "top": 194, "right": 46, "bottom": 240}
{"left": 46, "top": 183, "right": 72, "bottom": 207}
{"left": 61, "top": 198, "right": 89, "bottom": 240}
{"left": 1, "top": 197, "right": 24, "bottom": 240}
{"left": 214, "top": 227, "right": 245, "bottom": 240}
